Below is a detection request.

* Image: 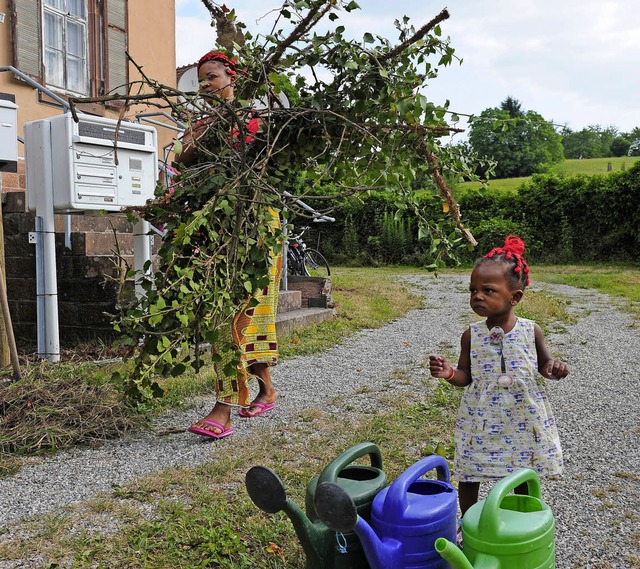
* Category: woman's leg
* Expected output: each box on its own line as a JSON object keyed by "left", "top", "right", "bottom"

{"left": 459, "top": 481, "right": 480, "bottom": 517}
{"left": 514, "top": 482, "right": 529, "bottom": 495}
{"left": 242, "top": 362, "right": 278, "bottom": 416}
{"left": 189, "top": 401, "right": 232, "bottom": 434}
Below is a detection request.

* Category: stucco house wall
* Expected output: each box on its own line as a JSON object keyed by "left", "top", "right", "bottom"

{"left": 0, "top": 0, "right": 177, "bottom": 348}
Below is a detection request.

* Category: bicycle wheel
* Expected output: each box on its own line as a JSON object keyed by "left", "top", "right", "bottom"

{"left": 303, "top": 248, "right": 331, "bottom": 278}
{"left": 287, "top": 250, "right": 305, "bottom": 276}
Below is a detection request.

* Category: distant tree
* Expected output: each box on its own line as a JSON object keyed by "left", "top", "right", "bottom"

{"left": 610, "top": 136, "right": 631, "bottom": 157}
{"left": 561, "top": 125, "right": 619, "bottom": 159}
{"left": 626, "top": 127, "right": 640, "bottom": 156}
{"left": 468, "top": 98, "right": 564, "bottom": 178}
{"left": 561, "top": 127, "right": 602, "bottom": 159}
{"left": 599, "top": 126, "right": 618, "bottom": 156}
{"left": 501, "top": 95, "right": 524, "bottom": 118}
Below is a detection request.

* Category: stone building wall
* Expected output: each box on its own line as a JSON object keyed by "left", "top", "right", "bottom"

{"left": 2, "top": 167, "right": 141, "bottom": 349}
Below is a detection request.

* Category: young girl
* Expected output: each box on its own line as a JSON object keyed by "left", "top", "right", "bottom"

{"left": 429, "top": 235, "right": 569, "bottom": 516}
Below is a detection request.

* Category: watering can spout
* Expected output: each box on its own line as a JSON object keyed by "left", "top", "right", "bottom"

{"left": 436, "top": 538, "right": 501, "bottom": 569}
{"left": 314, "top": 481, "right": 404, "bottom": 569}
{"left": 245, "top": 466, "right": 334, "bottom": 569}
{"left": 435, "top": 538, "right": 474, "bottom": 569}
{"left": 284, "top": 498, "right": 334, "bottom": 567}
{"left": 353, "top": 517, "right": 403, "bottom": 569}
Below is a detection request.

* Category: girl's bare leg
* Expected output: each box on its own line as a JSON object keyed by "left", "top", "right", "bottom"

{"left": 514, "top": 482, "right": 528, "bottom": 495}
{"left": 459, "top": 481, "right": 480, "bottom": 517}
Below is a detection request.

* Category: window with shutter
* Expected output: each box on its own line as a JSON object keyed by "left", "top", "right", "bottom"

{"left": 10, "top": 0, "right": 43, "bottom": 80}
{"left": 9, "top": 0, "right": 128, "bottom": 102}
{"left": 42, "top": 0, "right": 89, "bottom": 95}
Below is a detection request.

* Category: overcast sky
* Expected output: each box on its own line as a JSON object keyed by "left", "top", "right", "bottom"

{"left": 175, "top": 0, "right": 640, "bottom": 136}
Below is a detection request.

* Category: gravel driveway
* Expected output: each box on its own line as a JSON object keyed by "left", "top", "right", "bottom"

{"left": 0, "top": 273, "right": 638, "bottom": 568}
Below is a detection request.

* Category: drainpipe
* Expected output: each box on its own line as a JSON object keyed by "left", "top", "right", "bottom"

{"left": 133, "top": 219, "right": 152, "bottom": 299}
{"left": 29, "top": 121, "right": 60, "bottom": 361}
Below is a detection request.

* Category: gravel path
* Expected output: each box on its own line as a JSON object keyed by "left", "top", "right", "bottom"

{"left": 1, "top": 274, "right": 638, "bottom": 568}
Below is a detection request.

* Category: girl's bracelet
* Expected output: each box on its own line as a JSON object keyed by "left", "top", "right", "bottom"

{"left": 445, "top": 367, "right": 455, "bottom": 381}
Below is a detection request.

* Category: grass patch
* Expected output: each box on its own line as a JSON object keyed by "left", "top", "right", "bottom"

{"left": 550, "top": 156, "right": 640, "bottom": 176}
{"left": 458, "top": 176, "right": 528, "bottom": 194}
{"left": 516, "top": 290, "right": 576, "bottom": 332}
{"left": 533, "top": 264, "right": 640, "bottom": 320}
{"left": 0, "top": 377, "right": 460, "bottom": 569}
{"left": 457, "top": 156, "right": 640, "bottom": 194}
{"left": 278, "top": 267, "right": 423, "bottom": 357}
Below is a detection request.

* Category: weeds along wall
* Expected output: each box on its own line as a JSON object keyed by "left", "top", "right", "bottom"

{"left": 310, "top": 161, "right": 640, "bottom": 266}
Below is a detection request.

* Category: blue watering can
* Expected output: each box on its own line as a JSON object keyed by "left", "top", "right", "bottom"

{"left": 314, "top": 455, "right": 458, "bottom": 569}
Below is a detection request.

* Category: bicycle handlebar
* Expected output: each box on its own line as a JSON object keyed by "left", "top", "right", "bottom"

{"left": 288, "top": 225, "right": 310, "bottom": 241}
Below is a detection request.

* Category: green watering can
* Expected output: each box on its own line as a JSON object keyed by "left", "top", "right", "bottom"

{"left": 245, "top": 442, "right": 387, "bottom": 569}
{"left": 305, "top": 441, "right": 386, "bottom": 523}
{"left": 436, "top": 468, "right": 555, "bottom": 569}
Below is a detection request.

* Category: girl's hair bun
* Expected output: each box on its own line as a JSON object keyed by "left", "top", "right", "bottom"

{"left": 479, "top": 234, "right": 530, "bottom": 289}
{"left": 503, "top": 235, "right": 526, "bottom": 257}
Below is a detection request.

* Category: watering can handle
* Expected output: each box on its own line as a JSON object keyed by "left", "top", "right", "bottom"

{"left": 317, "top": 442, "right": 384, "bottom": 484}
{"left": 384, "top": 455, "right": 451, "bottom": 517}
{"left": 478, "top": 468, "right": 541, "bottom": 535}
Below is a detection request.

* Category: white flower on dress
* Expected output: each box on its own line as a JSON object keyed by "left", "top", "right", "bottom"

{"left": 489, "top": 326, "right": 504, "bottom": 346}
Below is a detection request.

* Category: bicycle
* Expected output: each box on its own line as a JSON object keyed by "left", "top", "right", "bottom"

{"left": 286, "top": 225, "right": 331, "bottom": 278}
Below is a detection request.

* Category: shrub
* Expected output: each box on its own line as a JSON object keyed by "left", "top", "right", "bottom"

{"left": 299, "top": 161, "right": 640, "bottom": 266}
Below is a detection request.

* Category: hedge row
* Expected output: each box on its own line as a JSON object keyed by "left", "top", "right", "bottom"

{"left": 301, "top": 161, "right": 640, "bottom": 266}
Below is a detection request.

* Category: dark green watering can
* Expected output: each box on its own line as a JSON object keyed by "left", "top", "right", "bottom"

{"left": 306, "top": 441, "right": 386, "bottom": 523}
{"left": 245, "top": 442, "right": 387, "bottom": 569}
{"left": 436, "top": 468, "right": 555, "bottom": 569}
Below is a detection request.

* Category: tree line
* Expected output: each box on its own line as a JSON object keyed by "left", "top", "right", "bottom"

{"left": 460, "top": 96, "right": 640, "bottom": 180}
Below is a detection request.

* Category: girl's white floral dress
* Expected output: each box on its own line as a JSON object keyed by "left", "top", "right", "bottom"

{"left": 454, "top": 318, "right": 564, "bottom": 481}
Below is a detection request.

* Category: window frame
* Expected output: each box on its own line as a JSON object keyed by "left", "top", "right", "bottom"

{"left": 42, "top": 0, "right": 91, "bottom": 96}
{"left": 10, "top": 0, "right": 128, "bottom": 109}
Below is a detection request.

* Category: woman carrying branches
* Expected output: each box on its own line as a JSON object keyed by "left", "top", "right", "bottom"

{"left": 174, "top": 50, "right": 283, "bottom": 439}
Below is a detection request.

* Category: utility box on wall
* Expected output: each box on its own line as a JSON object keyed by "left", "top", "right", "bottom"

{"left": 24, "top": 113, "right": 158, "bottom": 212}
{"left": 0, "top": 99, "right": 18, "bottom": 172}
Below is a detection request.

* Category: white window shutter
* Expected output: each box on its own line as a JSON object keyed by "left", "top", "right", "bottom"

{"left": 106, "top": 0, "right": 127, "bottom": 95}
{"left": 10, "top": 0, "right": 43, "bottom": 80}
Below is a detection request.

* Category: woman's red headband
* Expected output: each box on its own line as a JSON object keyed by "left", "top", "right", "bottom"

{"left": 197, "top": 50, "right": 238, "bottom": 75}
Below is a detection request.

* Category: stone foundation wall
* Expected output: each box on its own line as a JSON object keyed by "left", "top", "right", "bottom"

{"left": 285, "top": 275, "right": 334, "bottom": 308}
{"left": 1, "top": 176, "right": 143, "bottom": 349}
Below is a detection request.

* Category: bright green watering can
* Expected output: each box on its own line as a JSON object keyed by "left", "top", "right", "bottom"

{"left": 245, "top": 442, "right": 387, "bottom": 569}
{"left": 436, "top": 468, "right": 555, "bottom": 569}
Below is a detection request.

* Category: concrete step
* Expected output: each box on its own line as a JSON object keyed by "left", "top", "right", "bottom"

{"left": 277, "top": 289, "right": 302, "bottom": 314}
{"left": 276, "top": 306, "right": 336, "bottom": 336}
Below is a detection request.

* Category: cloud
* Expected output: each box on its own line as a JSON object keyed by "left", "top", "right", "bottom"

{"left": 175, "top": 0, "right": 640, "bottom": 132}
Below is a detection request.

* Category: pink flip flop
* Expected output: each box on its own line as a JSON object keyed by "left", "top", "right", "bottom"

{"left": 238, "top": 401, "right": 275, "bottom": 418}
{"left": 187, "top": 420, "right": 234, "bottom": 439}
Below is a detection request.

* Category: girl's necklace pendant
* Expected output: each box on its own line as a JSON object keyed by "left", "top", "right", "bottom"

{"left": 489, "top": 326, "right": 512, "bottom": 387}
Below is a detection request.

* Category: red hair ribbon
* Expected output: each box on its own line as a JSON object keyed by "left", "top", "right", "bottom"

{"left": 484, "top": 235, "right": 531, "bottom": 286}
{"left": 197, "top": 50, "right": 238, "bottom": 75}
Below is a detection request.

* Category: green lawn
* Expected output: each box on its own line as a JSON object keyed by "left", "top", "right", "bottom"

{"left": 457, "top": 156, "right": 640, "bottom": 194}
{"left": 550, "top": 156, "right": 639, "bottom": 176}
